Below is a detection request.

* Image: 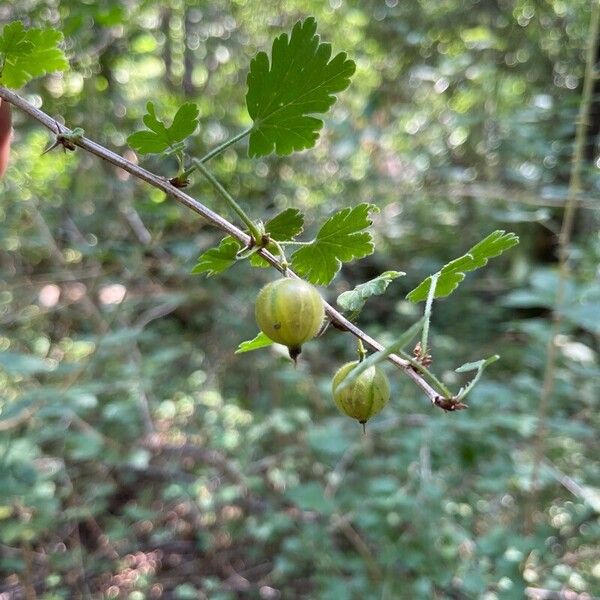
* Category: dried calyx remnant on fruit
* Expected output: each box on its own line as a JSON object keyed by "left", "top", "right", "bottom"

{"left": 332, "top": 361, "right": 390, "bottom": 431}
{"left": 255, "top": 278, "right": 325, "bottom": 361}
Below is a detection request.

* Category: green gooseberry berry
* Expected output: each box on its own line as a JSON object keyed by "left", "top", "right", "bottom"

{"left": 332, "top": 361, "right": 390, "bottom": 430}
{"left": 255, "top": 277, "right": 325, "bottom": 361}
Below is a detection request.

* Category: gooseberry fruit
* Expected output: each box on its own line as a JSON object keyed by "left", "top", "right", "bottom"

{"left": 332, "top": 361, "right": 390, "bottom": 430}
{"left": 255, "top": 277, "right": 325, "bottom": 361}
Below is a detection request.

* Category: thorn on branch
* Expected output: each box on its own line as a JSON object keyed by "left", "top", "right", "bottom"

{"left": 41, "top": 121, "right": 83, "bottom": 155}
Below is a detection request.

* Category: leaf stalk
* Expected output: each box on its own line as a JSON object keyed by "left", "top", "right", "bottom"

{"left": 192, "top": 158, "right": 262, "bottom": 243}
{"left": 197, "top": 127, "right": 252, "bottom": 164}
{"left": 421, "top": 272, "right": 439, "bottom": 354}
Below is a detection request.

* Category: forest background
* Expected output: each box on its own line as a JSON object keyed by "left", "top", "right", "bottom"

{"left": 1, "top": 0, "right": 599, "bottom": 598}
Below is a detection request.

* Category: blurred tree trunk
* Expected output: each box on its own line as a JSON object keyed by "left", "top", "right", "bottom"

{"left": 183, "top": 8, "right": 196, "bottom": 97}
{"left": 161, "top": 7, "right": 176, "bottom": 90}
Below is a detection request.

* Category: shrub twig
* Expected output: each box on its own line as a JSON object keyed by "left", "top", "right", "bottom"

{"left": 0, "top": 86, "right": 453, "bottom": 410}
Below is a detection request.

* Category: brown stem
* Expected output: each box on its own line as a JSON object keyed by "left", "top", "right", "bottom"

{"left": 0, "top": 86, "right": 450, "bottom": 409}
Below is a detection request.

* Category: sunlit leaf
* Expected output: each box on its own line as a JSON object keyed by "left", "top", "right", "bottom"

{"left": 127, "top": 102, "right": 199, "bottom": 155}
{"left": 246, "top": 17, "right": 355, "bottom": 157}
{"left": 407, "top": 231, "right": 519, "bottom": 302}
{"left": 235, "top": 331, "right": 273, "bottom": 354}
{"left": 263, "top": 208, "right": 304, "bottom": 240}
{"left": 291, "top": 203, "right": 378, "bottom": 285}
{"left": 250, "top": 208, "right": 304, "bottom": 268}
{"left": 0, "top": 22, "right": 68, "bottom": 88}
{"left": 192, "top": 237, "right": 239, "bottom": 276}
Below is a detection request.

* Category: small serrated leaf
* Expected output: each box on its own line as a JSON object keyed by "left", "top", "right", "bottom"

{"left": 337, "top": 271, "right": 405, "bottom": 313}
{"left": 126, "top": 131, "right": 167, "bottom": 155}
{"left": 170, "top": 103, "right": 200, "bottom": 140}
{"left": 291, "top": 203, "right": 378, "bottom": 285}
{"left": 235, "top": 331, "right": 274, "bottom": 354}
{"left": 264, "top": 208, "right": 304, "bottom": 240}
{"left": 455, "top": 355, "right": 500, "bottom": 400}
{"left": 192, "top": 237, "right": 240, "bottom": 276}
{"left": 0, "top": 22, "right": 68, "bottom": 88}
{"left": 246, "top": 17, "right": 355, "bottom": 157}
{"left": 455, "top": 359, "right": 488, "bottom": 373}
{"left": 407, "top": 231, "right": 519, "bottom": 303}
{"left": 250, "top": 208, "right": 304, "bottom": 268}
{"left": 128, "top": 102, "right": 199, "bottom": 155}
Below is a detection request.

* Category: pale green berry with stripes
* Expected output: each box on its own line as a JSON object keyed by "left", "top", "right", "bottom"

{"left": 255, "top": 278, "right": 325, "bottom": 361}
{"left": 332, "top": 361, "right": 390, "bottom": 431}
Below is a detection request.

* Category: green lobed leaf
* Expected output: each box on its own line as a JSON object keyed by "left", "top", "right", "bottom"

{"left": 291, "top": 203, "right": 378, "bottom": 285}
{"left": 337, "top": 270, "right": 405, "bottom": 313}
{"left": 263, "top": 207, "right": 304, "bottom": 240}
{"left": 246, "top": 17, "right": 356, "bottom": 157}
{"left": 192, "top": 237, "right": 239, "bottom": 276}
{"left": 0, "top": 22, "right": 68, "bottom": 88}
{"left": 127, "top": 101, "right": 199, "bottom": 155}
{"left": 407, "top": 230, "right": 519, "bottom": 302}
{"left": 0, "top": 22, "right": 32, "bottom": 57}
{"left": 250, "top": 208, "right": 304, "bottom": 268}
{"left": 235, "top": 331, "right": 273, "bottom": 354}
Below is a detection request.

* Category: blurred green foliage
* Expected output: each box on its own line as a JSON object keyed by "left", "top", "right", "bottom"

{"left": 1, "top": 0, "right": 599, "bottom": 598}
